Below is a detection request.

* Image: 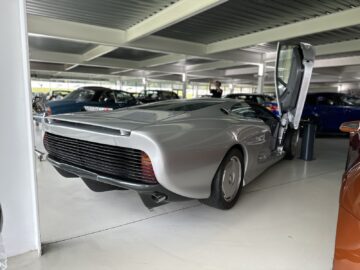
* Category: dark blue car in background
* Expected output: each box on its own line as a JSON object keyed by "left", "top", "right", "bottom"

{"left": 45, "top": 86, "right": 137, "bottom": 116}
{"left": 302, "top": 92, "right": 360, "bottom": 133}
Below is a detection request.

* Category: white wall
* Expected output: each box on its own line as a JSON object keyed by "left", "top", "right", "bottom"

{"left": 0, "top": 0, "right": 40, "bottom": 256}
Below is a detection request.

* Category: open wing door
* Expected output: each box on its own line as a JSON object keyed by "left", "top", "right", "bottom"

{"left": 275, "top": 42, "right": 315, "bottom": 152}
{"left": 275, "top": 42, "right": 315, "bottom": 129}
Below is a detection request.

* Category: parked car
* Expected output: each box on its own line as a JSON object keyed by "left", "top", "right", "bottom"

{"left": 44, "top": 86, "right": 137, "bottom": 116}
{"left": 42, "top": 43, "right": 314, "bottom": 209}
{"left": 333, "top": 121, "right": 360, "bottom": 270}
{"left": 225, "top": 93, "right": 279, "bottom": 116}
{"left": 137, "top": 90, "right": 179, "bottom": 104}
{"left": 302, "top": 92, "right": 360, "bottom": 133}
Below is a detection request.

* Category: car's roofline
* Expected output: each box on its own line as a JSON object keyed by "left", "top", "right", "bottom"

{"left": 77, "top": 86, "right": 131, "bottom": 93}
{"left": 307, "top": 92, "right": 345, "bottom": 95}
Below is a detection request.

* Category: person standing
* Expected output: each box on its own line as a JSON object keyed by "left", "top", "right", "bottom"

{"left": 209, "top": 80, "right": 223, "bottom": 98}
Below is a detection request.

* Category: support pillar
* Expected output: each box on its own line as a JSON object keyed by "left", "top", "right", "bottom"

{"left": 182, "top": 73, "right": 187, "bottom": 99}
{"left": 256, "top": 63, "right": 266, "bottom": 94}
{"left": 0, "top": 0, "right": 41, "bottom": 256}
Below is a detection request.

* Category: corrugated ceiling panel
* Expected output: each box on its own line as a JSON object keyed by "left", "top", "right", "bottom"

{"left": 104, "top": 47, "right": 165, "bottom": 60}
{"left": 26, "top": 0, "right": 178, "bottom": 29}
{"left": 155, "top": 0, "right": 360, "bottom": 43}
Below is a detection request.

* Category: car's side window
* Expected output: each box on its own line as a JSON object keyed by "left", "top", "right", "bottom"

{"left": 316, "top": 96, "right": 331, "bottom": 105}
{"left": 316, "top": 95, "right": 341, "bottom": 106}
{"left": 251, "top": 104, "right": 277, "bottom": 121}
{"left": 230, "top": 103, "right": 257, "bottom": 119}
{"left": 114, "top": 91, "right": 132, "bottom": 102}
{"left": 76, "top": 89, "right": 96, "bottom": 102}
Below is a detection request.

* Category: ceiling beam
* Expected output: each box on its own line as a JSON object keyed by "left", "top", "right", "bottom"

{"left": 126, "top": 0, "right": 227, "bottom": 42}
{"left": 28, "top": 15, "right": 126, "bottom": 46}
{"left": 141, "top": 54, "right": 186, "bottom": 67}
{"left": 27, "top": 15, "right": 261, "bottom": 64}
{"left": 186, "top": 60, "right": 237, "bottom": 72}
{"left": 29, "top": 49, "right": 82, "bottom": 65}
{"left": 82, "top": 45, "right": 117, "bottom": 61}
{"left": 265, "top": 39, "right": 360, "bottom": 62}
{"left": 315, "top": 39, "right": 360, "bottom": 56}
{"left": 314, "top": 56, "right": 360, "bottom": 68}
{"left": 224, "top": 67, "right": 259, "bottom": 76}
{"left": 207, "top": 7, "right": 360, "bottom": 54}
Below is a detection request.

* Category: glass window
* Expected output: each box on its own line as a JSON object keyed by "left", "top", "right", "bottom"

{"left": 230, "top": 103, "right": 257, "bottom": 119}
{"left": 276, "top": 44, "right": 296, "bottom": 96}
{"left": 114, "top": 91, "right": 133, "bottom": 102}
{"left": 98, "top": 90, "right": 115, "bottom": 103}
{"left": 316, "top": 95, "right": 341, "bottom": 106}
{"left": 139, "top": 90, "right": 158, "bottom": 98}
{"left": 255, "top": 96, "right": 265, "bottom": 104}
{"left": 341, "top": 95, "right": 360, "bottom": 106}
{"left": 263, "top": 96, "right": 275, "bottom": 102}
{"left": 64, "top": 89, "right": 96, "bottom": 102}
{"left": 161, "top": 91, "right": 172, "bottom": 99}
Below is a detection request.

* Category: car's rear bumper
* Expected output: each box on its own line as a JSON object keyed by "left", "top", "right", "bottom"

{"left": 47, "top": 156, "right": 188, "bottom": 208}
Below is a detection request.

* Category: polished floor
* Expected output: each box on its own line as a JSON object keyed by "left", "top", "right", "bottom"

{"left": 9, "top": 126, "right": 348, "bottom": 270}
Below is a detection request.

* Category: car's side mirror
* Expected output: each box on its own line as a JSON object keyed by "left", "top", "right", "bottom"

{"left": 340, "top": 121, "right": 360, "bottom": 133}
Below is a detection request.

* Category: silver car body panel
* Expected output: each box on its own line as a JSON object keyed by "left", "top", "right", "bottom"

{"left": 43, "top": 99, "right": 284, "bottom": 199}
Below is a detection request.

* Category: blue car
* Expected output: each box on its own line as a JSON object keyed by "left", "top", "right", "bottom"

{"left": 45, "top": 86, "right": 137, "bottom": 116}
{"left": 302, "top": 92, "right": 360, "bottom": 133}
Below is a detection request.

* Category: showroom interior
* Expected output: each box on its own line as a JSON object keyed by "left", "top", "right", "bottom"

{"left": 1, "top": 0, "right": 360, "bottom": 269}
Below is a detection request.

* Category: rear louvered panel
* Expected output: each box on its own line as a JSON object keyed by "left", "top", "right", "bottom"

{"left": 43, "top": 132, "right": 157, "bottom": 184}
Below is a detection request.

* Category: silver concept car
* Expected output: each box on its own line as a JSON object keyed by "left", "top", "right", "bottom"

{"left": 43, "top": 43, "right": 315, "bottom": 209}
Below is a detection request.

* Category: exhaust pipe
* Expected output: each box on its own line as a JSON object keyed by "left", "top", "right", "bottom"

{"left": 151, "top": 192, "right": 167, "bottom": 204}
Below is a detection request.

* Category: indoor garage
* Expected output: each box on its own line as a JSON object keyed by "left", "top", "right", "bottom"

{"left": 1, "top": 1, "right": 360, "bottom": 270}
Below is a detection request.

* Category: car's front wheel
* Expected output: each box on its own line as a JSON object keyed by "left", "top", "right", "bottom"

{"left": 201, "top": 148, "right": 244, "bottom": 210}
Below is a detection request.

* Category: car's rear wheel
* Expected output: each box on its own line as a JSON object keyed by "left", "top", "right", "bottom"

{"left": 201, "top": 148, "right": 244, "bottom": 210}
{"left": 284, "top": 128, "right": 299, "bottom": 160}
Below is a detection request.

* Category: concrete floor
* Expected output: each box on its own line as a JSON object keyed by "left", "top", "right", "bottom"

{"left": 8, "top": 125, "right": 348, "bottom": 270}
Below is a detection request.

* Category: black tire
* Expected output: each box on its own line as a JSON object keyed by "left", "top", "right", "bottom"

{"left": 201, "top": 148, "right": 244, "bottom": 210}
{"left": 284, "top": 128, "right": 300, "bottom": 160}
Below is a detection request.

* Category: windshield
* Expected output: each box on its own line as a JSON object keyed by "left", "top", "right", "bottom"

{"left": 137, "top": 100, "right": 223, "bottom": 111}
{"left": 139, "top": 90, "right": 159, "bottom": 98}
{"left": 341, "top": 95, "right": 360, "bottom": 106}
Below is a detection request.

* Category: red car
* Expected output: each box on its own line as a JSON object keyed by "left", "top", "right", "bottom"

{"left": 333, "top": 121, "right": 360, "bottom": 269}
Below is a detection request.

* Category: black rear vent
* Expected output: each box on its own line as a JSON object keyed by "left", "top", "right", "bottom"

{"left": 44, "top": 132, "right": 157, "bottom": 184}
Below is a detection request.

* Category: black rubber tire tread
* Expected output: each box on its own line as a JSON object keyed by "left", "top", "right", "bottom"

{"left": 201, "top": 148, "right": 244, "bottom": 210}
{"left": 284, "top": 128, "right": 299, "bottom": 160}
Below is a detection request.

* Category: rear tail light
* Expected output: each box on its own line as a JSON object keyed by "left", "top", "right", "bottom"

{"left": 141, "top": 152, "right": 157, "bottom": 184}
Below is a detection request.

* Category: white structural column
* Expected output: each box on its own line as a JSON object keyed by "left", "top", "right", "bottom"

{"left": 256, "top": 63, "right": 266, "bottom": 94}
{"left": 182, "top": 73, "right": 188, "bottom": 98}
{"left": 0, "top": 0, "right": 40, "bottom": 257}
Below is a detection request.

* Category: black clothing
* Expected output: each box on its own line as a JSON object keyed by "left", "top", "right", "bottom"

{"left": 210, "top": 89, "right": 223, "bottom": 98}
